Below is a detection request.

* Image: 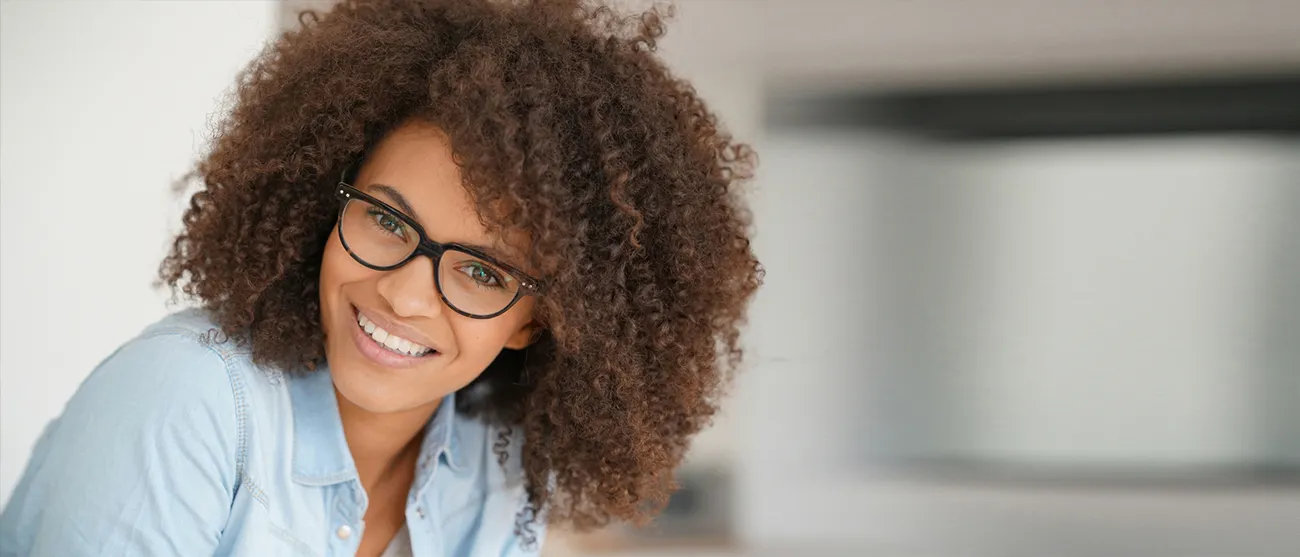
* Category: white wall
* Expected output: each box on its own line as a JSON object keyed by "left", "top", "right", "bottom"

{"left": 931, "top": 138, "right": 1293, "bottom": 467}
{"left": 734, "top": 130, "right": 1300, "bottom": 554}
{"left": 732, "top": 130, "right": 899, "bottom": 542}
{"left": 758, "top": 0, "right": 1300, "bottom": 91}
{"left": 0, "top": 0, "right": 276, "bottom": 504}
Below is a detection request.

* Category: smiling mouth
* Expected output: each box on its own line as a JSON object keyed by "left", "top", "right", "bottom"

{"left": 354, "top": 308, "right": 438, "bottom": 358}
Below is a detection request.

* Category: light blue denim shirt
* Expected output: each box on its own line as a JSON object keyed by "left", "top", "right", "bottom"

{"left": 0, "top": 309, "right": 543, "bottom": 556}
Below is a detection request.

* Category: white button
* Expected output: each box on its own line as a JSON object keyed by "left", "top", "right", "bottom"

{"left": 336, "top": 524, "right": 353, "bottom": 540}
{"left": 416, "top": 506, "right": 426, "bottom": 519}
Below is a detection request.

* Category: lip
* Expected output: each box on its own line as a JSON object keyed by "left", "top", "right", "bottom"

{"left": 349, "top": 306, "right": 441, "bottom": 369}
{"left": 354, "top": 306, "right": 440, "bottom": 349}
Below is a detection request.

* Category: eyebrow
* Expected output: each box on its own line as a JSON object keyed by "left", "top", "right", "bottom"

{"left": 369, "top": 184, "right": 421, "bottom": 223}
{"left": 366, "top": 183, "right": 526, "bottom": 272}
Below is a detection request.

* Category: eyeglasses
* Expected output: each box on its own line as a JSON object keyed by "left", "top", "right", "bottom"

{"left": 334, "top": 182, "right": 544, "bottom": 319}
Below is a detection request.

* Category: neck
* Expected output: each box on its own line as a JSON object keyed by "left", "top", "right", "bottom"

{"left": 335, "top": 389, "right": 440, "bottom": 491}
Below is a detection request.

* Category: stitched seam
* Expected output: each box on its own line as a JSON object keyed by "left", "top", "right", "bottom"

{"left": 241, "top": 473, "right": 270, "bottom": 508}
{"left": 137, "top": 328, "right": 250, "bottom": 504}
{"left": 227, "top": 355, "right": 249, "bottom": 497}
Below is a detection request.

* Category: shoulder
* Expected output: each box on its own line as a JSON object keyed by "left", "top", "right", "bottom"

{"left": 87, "top": 308, "right": 247, "bottom": 412}
{"left": 36, "top": 308, "right": 252, "bottom": 492}
{"left": 30, "top": 307, "right": 269, "bottom": 489}
{"left": 139, "top": 306, "right": 245, "bottom": 353}
{"left": 0, "top": 310, "right": 250, "bottom": 552}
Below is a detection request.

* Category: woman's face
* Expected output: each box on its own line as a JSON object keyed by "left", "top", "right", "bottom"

{"left": 319, "top": 120, "right": 540, "bottom": 415}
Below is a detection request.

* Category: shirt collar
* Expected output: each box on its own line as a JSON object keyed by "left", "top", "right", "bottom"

{"left": 412, "top": 388, "right": 465, "bottom": 498}
{"left": 422, "top": 388, "right": 465, "bottom": 474}
{"left": 289, "top": 368, "right": 465, "bottom": 486}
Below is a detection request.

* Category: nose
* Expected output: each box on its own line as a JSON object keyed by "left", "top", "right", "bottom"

{"left": 375, "top": 254, "right": 446, "bottom": 319}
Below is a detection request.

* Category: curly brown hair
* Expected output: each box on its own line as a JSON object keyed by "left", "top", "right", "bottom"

{"left": 160, "top": 0, "right": 760, "bottom": 533}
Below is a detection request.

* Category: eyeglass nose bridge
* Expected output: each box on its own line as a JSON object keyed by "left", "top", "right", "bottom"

{"left": 410, "top": 238, "right": 448, "bottom": 265}
{"left": 397, "top": 240, "right": 454, "bottom": 289}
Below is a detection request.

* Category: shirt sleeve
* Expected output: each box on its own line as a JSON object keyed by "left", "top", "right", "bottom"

{"left": 0, "top": 331, "right": 240, "bottom": 557}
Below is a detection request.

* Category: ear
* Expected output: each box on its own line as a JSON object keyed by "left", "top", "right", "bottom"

{"left": 503, "top": 319, "right": 545, "bottom": 350}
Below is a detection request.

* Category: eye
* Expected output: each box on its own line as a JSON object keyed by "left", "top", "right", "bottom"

{"left": 366, "top": 207, "right": 408, "bottom": 239}
{"left": 458, "top": 261, "right": 506, "bottom": 288}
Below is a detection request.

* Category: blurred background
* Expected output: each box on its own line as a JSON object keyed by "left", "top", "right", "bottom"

{"left": 2, "top": 1, "right": 1298, "bottom": 555}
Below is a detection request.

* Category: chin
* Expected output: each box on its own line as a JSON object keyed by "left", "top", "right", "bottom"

{"left": 331, "top": 367, "right": 421, "bottom": 414}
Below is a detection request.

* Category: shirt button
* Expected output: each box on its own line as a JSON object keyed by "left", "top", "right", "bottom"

{"left": 416, "top": 506, "right": 426, "bottom": 519}
{"left": 336, "top": 524, "right": 353, "bottom": 540}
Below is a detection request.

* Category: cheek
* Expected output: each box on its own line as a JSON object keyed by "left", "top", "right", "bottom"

{"left": 451, "top": 321, "right": 509, "bottom": 355}
{"left": 447, "top": 317, "right": 526, "bottom": 366}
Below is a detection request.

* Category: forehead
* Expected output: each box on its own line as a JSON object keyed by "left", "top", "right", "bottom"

{"left": 354, "top": 121, "right": 531, "bottom": 267}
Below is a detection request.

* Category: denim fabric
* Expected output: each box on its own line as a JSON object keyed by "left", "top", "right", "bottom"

{"left": 1, "top": 309, "right": 541, "bottom": 557}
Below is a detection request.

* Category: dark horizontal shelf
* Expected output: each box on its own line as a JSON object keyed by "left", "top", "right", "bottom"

{"left": 770, "top": 74, "right": 1300, "bottom": 139}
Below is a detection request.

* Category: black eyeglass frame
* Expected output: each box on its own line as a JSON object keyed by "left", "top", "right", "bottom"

{"left": 334, "top": 182, "right": 545, "bottom": 320}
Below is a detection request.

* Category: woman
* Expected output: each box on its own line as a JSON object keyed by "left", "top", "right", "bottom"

{"left": 0, "top": 0, "right": 760, "bottom": 556}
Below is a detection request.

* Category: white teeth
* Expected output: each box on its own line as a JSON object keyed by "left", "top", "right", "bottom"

{"left": 356, "top": 311, "right": 433, "bottom": 357}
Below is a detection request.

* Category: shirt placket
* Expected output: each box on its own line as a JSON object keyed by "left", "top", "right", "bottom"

{"left": 329, "top": 479, "right": 367, "bottom": 556}
{"left": 407, "top": 449, "right": 445, "bottom": 557}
